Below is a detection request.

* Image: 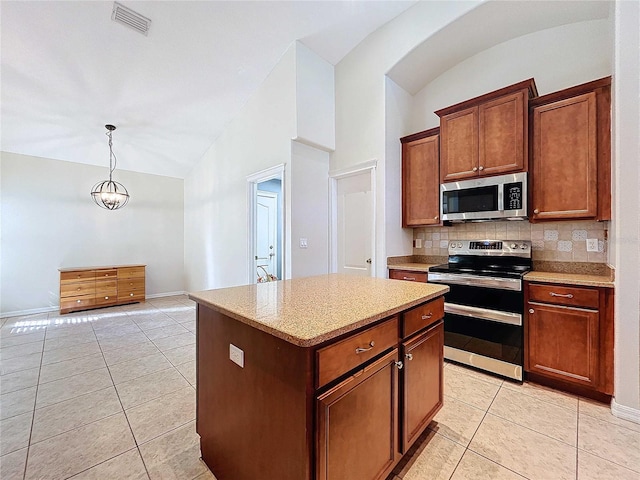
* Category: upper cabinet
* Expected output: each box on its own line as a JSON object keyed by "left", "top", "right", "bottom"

{"left": 400, "top": 128, "right": 440, "bottom": 227}
{"left": 436, "top": 79, "right": 538, "bottom": 183}
{"left": 529, "top": 77, "right": 611, "bottom": 222}
{"left": 435, "top": 78, "right": 538, "bottom": 182}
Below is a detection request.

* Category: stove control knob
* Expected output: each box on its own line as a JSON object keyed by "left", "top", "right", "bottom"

{"left": 450, "top": 242, "right": 456, "bottom": 248}
{"left": 457, "top": 242, "right": 463, "bottom": 248}
{"left": 520, "top": 244, "right": 528, "bottom": 249}
{"left": 510, "top": 243, "right": 517, "bottom": 249}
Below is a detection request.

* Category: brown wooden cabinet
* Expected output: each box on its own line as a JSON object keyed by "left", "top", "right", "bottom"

{"left": 529, "top": 77, "right": 611, "bottom": 222}
{"left": 436, "top": 79, "right": 537, "bottom": 183}
{"left": 388, "top": 269, "right": 428, "bottom": 283}
{"left": 316, "top": 349, "right": 400, "bottom": 480}
{"left": 525, "top": 281, "right": 614, "bottom": 398}
{"left": 400, "top": 128, "right": 441, "bottom": 226}
{"left": 401, "top": 319, "right": 443, "bottom": 451}
{"left": 59, "top": 265, "right": 145, "bottom": 314}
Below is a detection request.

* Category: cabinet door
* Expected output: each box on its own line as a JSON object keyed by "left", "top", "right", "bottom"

{"left": 526, "top": 302, "right": 599, "bottom": 388}
{"left": 440, "top": 107, "right": 478, "bottom": 182}
{"left": 316, "top": 349, "right": 400, "bottom": 480}
{"left": 401, "top": 321, "right": 443, "bottom": 451}
{"left": 531, "top": 92, "right": 597, "bottom": 221}
{"left": 479, "top": 91, "right": 525, "bottom": 176}
{"left": 402, "top": 134, "right": 440, "bottom": 226}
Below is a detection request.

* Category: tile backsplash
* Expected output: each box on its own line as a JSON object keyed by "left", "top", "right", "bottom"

{"left": 413, "top": 220, "right": 608, "bottom": 263}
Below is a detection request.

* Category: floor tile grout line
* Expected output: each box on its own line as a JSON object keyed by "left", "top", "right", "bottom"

{"left": 500, "top": 382, "right": 580, "bottom": 413}
{"left": 459, "top": 448, "right": 533, "bottom": 480}
{"left": 59, "top": 446, "right": 145, "bottom": 480}
{"left": 575, "top": 400, "right": 580, "bottom": 480}
{"left": 574, "top": 444, "right": 640, "bottom": 475}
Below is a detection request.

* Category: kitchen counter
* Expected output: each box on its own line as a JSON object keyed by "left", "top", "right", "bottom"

{"left": 189, "top": 273, "right": 448, "bottom": 346}
{"left": 387, "top": 262, "right": 439, "bottom": 273}
{"left": 523, "top": 271, "right": 614, "bottom": 288}
{"left": 191, "top": 274, "right": 449, "bottom": 480}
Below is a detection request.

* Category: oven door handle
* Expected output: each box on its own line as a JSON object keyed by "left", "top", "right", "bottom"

{"left": 444, "top": 303, "right": 523, "bottom": 326}
{"left": 428, "top": 272, "right": 522, "bottom": 291}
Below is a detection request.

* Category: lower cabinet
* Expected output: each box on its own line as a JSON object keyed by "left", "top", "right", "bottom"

{"left": 316, "top": 349, "right": 400, "bottom": 480}
{"left": 401, "top": 320, "right": 444, "bottom": 450}
{"left": 525, "top": 282, "right": 614, "bottom": 396}
{"left": 388, "top": 269, "right": 428, "bottom": 283}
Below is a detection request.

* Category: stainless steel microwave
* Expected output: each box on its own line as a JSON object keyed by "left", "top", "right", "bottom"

{"left": 441, "top": 172, "right": 528, "bottom": 222}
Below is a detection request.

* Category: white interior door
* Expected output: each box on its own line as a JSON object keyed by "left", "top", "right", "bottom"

{"left": 336, "top": 171, "right": 373, "bottom": 276}
{"left": 256, "top": 190, "right": 278, "bottom": 281}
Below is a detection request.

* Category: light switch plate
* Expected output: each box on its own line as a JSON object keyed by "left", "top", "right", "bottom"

{"left": 299, "top": 238, "right": 308, "bottom": 248}
{"left": 229, "top": 344, "right": 244, "bottom": 368}
{"left": 586, "top": 238, "right": 598, "bottom": 252}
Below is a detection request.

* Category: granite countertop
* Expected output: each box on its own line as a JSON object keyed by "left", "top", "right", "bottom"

{"left": 387, "top": 263, "right": 439, "bottom": 273}
{"left": 523, "top": 271, "right": 614, "bottom": 288}
{"left": 189, "top": 274, "right": 449, "bottom": 347}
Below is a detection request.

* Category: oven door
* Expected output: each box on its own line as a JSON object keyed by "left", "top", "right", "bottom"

{"left": 429, "top": 276, "right": 524, "bottom": 381}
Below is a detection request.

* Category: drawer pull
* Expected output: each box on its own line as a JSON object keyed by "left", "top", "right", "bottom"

{"left": 77, "top": 287, "right": 81, "bottom": 291}
{"left": 104, "top": 296, "right": 109, "bottom": 300}
{"left": 405, "top": 353, "right": 413, "bottom": 361}
{"left": 355, "top": 341, "right": 375, "bottom": 354}
{"left": 130, "top": 293, "right": 134, "bottom": 297}
{"left": 529, "top": 309, "right": 535, "bottom": 314}
{"left": 421, "top": 313, "right": 432, "bottom": 320}
{"left": 395, "top": 361, "right": 404, "bottom": 370}
{"left": 550, "top": 292, "right": 574, "bottom": 299}
{"left": 403, "top": 277, "right": 416, "bottom": 281}
{"left": 77, "top": 300, "right": 81, "bottom": 303}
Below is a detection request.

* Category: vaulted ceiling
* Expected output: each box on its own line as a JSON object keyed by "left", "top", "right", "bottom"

{"left": 1, "top": 1, "right": 415, "bottom": 178}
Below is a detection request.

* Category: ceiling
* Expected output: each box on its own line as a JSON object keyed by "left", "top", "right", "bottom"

{"left": 0, "top": 1, "right": 415, "bottom": 178}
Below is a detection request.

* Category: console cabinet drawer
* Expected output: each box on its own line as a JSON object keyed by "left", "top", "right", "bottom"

{"left": 316, "top": 316, "right": 399, "bottom": 388}
{"left": 60, "top": 271, "right": 96, "bottom": 283}
{"left": 402, "top": 297, "right": 445, "bottom": 339}
{"left": 60, "top": 281, "right": 95, "bottom": 298}
{"left": 60, "top": 296, "right": 96, "bottom": 312}
{"left": 528, "top": 283, "right": 599, "bottom": 309}
{"left": 118, "top": 266, "right": 145, "bottom": 279}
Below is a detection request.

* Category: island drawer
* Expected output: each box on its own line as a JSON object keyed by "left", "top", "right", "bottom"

{"left": 528, "top": 283, "right": 599, "bottom": 309}
{"left": 316, "top": 316, "right": 398, "bottom": 388}
{"left": 402, "top": 297, "right": 445, "bottom": 339}
{"left": 389, "top": 269, "right": 428, "bottom": 282}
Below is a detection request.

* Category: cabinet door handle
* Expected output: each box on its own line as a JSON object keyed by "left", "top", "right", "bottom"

{"left": 405, "top": 353, "right": 413, "bottom": 361}
{"left": 402, "top": 277, "right": 416, "bottom": 281}
{"left": 355, "top": 341, "right": 375, "bottom": 354}
{"left": 533, "top": 209, "right": 540, "bottom": 214}
{"left": 478, "top": 165, "right": 484, "bottom": 171}
{"left": 550, "top": 292, "right": 574, "bottom": 299}
{"left": 434, "top": 216, "right": 439, "bottom": 220}
{"left": 472, "top": 167, "right": 478, "bottom": 172}
{"left": 395, "top": 361, "right": 404, "bottom": 370}
{"left": 529, "top": 308, "right": 534, "bottom": 314}
{"left": 421, "top": 313, "right": 432, "bottom": 320}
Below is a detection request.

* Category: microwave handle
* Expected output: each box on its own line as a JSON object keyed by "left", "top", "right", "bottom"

{"left": 497, "top": 183, "right": 504, "bottom": 212}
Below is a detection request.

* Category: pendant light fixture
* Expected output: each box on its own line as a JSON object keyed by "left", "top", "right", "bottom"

{"left": 91, "top": 124, "right": 130, "bottom": 210}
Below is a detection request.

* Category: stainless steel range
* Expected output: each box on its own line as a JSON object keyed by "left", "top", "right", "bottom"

{"left": 428, "top": 240, "right": 531, "bottom": 381}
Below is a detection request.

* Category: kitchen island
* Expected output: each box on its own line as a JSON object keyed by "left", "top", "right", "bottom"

{"left": 190, "top": 274, "right": 448, "bottom": 480}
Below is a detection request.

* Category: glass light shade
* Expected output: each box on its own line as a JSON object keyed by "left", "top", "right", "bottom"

{"left": 90, "top": 180, "right": 130, "bottom": 210}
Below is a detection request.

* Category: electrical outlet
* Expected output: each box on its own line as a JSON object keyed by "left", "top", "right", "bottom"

{"left": 229, "top": 344, "right": 244, "bottom": 368}
{"left": 586, "top": 238, "right": 598, "bottom": 252}
{"left": 413, "top": 238, "right": 422, "bottom": 249}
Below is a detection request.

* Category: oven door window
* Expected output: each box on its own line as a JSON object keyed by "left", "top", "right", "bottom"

{"left": 445, "top": 314, "right": 523, "bottom": 365}
{"left": 442, "top": 185, "right": 498, "bottom": 214}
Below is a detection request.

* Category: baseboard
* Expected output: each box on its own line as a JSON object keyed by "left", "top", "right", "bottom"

{"left": 612, "top": 398, "right": 640, "bottom": 425}
{"left": 1, "top": 305, "right": 58, "bottom": 319}
{"left": 1, "top": 292, "right": 188, "bottom": 319}
{"left": 145, "top": 291, "right": 188, "bottom": 299}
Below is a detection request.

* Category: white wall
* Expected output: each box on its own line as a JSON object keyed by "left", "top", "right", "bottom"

{"left": 410, "top": 19, "right": 613, "bottom": 133}
{"left": 291, "top": 141, "right": 329, "bottom": 278}
{"left": 0, "top": 151, "right": 185, "bottom": 316}
{"left": 611, "top": 0, "right": 640, "bottom": 420}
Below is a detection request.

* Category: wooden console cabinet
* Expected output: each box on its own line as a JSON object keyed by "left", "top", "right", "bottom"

{"left": 59, "top": 265, "right": 145, "bottom": 314}
{"left": 525, "top": 281, "right": 614, "bottom": 398}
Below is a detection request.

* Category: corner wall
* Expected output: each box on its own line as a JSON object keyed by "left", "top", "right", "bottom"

{"left": 0, "top": 152, "right": 185, "bottom": 316}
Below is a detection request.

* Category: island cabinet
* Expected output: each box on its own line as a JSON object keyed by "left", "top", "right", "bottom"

{"left": 524, "top": 281, "right": 614, "bottom": 399}
{"left": 400, "top": 128, "right": 441, "bottom": 227}
{"left": 435, "top": 79, "right": 538, "bottom": 183}
{"left": 191, "top": 275, "right": 448, "bottom": 480}
{"left": 529, "top": 77, "right": 611, "bottom": 222}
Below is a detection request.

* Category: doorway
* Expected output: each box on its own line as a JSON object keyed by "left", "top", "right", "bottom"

{"left": 330, "top": 162, "right": 376, "bottom": 276}
{"left": 247, "top": 165, "right": 285, "bottom": 284}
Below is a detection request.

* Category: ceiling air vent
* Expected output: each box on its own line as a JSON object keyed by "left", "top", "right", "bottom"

{"left": 111, "top": 2, "right": 151, "bottom": 36}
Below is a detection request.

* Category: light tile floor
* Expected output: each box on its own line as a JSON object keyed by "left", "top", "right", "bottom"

{"left": 1, "top": 296, "right": 639, "bottom": 480}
